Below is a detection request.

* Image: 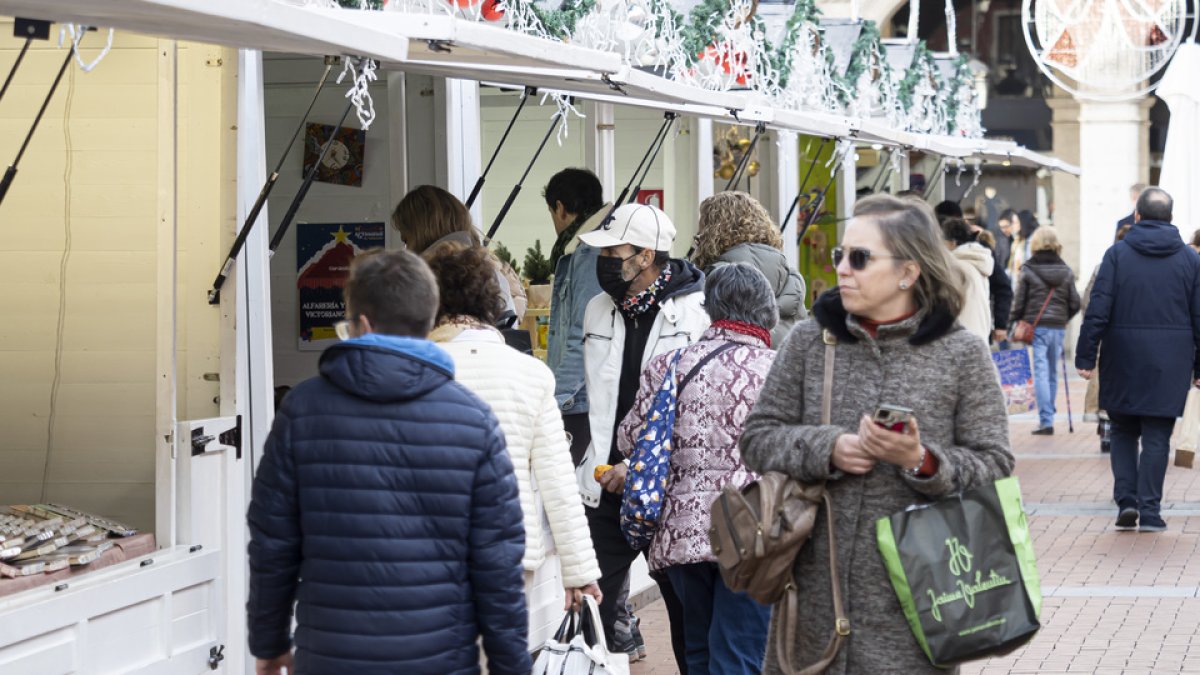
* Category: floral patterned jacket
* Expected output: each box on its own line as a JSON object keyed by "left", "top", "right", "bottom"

{"left": 617, "top": 326, "right": 776, "bottom": 570}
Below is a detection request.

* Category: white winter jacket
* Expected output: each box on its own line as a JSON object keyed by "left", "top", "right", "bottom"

{"left": 434, "top": 327, "right": 601, "bottom": 588}
{"left": 953, "top": 242, "right": 995, "bottom": 343}
{"left": 576, "top": 288, "right": 710, "bottom": 508}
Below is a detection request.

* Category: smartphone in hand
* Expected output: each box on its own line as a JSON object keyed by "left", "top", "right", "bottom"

{"left": 873, "top": 404, "right": 913, "bottom": 433}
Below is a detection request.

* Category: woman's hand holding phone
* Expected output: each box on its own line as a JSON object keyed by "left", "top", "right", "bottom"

{"left": 858, "top": 414, "right": 924, "bottom": 470}
{"left": 832, "top": 434, "right": 877, "bottom": 475}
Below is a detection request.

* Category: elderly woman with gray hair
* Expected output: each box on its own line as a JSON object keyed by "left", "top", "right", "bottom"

{"left": 616, "top": 263, "right": 778, "bottom": 675}
{"left": 740, "top": 194, "right": 1014, "bottom": 674}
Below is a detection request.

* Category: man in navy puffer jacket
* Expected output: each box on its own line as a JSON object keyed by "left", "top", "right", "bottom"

{"left": 247, "top": 249, "right": 530, "bottom": 675}
{"left": 1077, "top": 188, "right": 1200, "bottom": 534}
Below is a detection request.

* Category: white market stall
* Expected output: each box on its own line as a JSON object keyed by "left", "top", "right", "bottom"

{"left": 0, "top": 0, "right": 1080, "bottom": 672}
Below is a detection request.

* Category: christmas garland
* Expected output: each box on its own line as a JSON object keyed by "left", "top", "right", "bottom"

{"left": 896, "top": 41, "right": 935, "bottom": 112}
{"left": 771, "top": 0, "right": 821, "bottom": 89}
{"left": 680, "top": 0, "right": 732, "bottom": 65}
{"left": 833, "top": 20, "right": 880, "bottom": 107}
{"left": 647, "top": 0, "right": 685, "bottom": 41}
{"left": 943, "top": 53, "right": 971, "bottom": 133}
{"left": 337, "top": 0, "right": 383, "bottom": 8}
{"left": 531, "top": 0, "right": 597, "bottom": 40}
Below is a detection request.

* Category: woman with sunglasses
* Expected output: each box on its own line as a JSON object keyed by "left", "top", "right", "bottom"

{"left": 740, "top": 194, "right": 1014, "bottom": 674}
{"left": 420, "top": 243, "right": 603, "bottom": 652}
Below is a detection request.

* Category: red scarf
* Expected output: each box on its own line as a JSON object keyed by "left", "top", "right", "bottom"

{"left": 713, "top": 319, "right": 771, "bottom": 348}
{"left": 857, "top": 311, "right": 918, "bottom": 338}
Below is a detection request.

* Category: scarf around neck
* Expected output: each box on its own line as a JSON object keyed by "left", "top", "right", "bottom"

{"left": 619, "top": 265, "right": 672, "bottom": 318}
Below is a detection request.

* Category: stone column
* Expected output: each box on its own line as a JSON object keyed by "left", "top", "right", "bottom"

{"left": 1072, "top": 97, "right": 1153, "bottom": 283}
{"left": 1047, "top": 94, "right": 1080, "bottom": 273}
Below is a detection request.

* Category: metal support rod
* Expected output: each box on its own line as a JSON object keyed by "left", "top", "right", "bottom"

{"left": 781, "top": 138, "right": 831, "bottom": 231}
{"left": 0, "top": 44, "right": 75, "bottom": 209}
{"left": 625, "top": 114, "right": 677, "bottom": 206}
{"left": 796, "top": 147, "right": 850, "bottom": 244}
{"left": 486, "top": 111, "right": 562, "bottom": 242}
{"left": 0, "top": 36, "right": 33, "bottom": 104}
{"left": 208, "top": 59, "right": 338, "bottom": 304}
{"left": 922, "top": 157, "right": 947, "bottom": 200}
{"left": 870, "top": 147, "right": 895, "bottom": 194}
{"left": 921, "top": 156, "right": 950, "bottom": 198}
{"left": 466, "top": 86, "right": 534, "bottom": 209}
{"left": 270, "top": 97, "right": 357, "bottom": 253}
{"left": 725, "top": 122, "right": 767, "bottom": 191}
{"left": 612, "top": 113, "right": 675, "bottom": 209}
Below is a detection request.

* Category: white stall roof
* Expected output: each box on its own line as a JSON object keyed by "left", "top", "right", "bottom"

{"left": 0, "top": 0, "right": 411, "bottom": 64}
{"left": 0, "top": 0, "right": 1080, "bottom": 175}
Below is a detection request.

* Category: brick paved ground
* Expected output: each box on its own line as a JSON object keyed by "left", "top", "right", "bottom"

{"left": 630, "top": 375, "right": 1200, "bottom": 674}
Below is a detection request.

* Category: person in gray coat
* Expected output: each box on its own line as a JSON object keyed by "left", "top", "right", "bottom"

{"left": 690, "top": 191, "right": 807, "bottom": 348}
{"left": 740, "top": 194, "right": 1014, "bottom": 674}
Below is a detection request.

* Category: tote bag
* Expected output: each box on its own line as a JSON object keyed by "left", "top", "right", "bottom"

{"left": 992, "top": 349, "right": 1036, "bottom": 415}
{"left": 1175, "top": 388, "right": 1200, "bottom": 468}
{"left": 876, "top": 477, "right": 1042, "bottom": 667}
{"left": 532, "top": 595, "right": 630, "bottom": 675}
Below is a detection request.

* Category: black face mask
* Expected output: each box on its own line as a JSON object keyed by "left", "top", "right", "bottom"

{"left": 596, "top": 254, "right": 638, "bottom": 300}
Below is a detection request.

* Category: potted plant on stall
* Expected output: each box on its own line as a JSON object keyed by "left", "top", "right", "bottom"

{"left": 524, "top": 240, "right": 554, "bottom": 309}
{"left": 494, "top": 242, "right": 522, "bottom": 279}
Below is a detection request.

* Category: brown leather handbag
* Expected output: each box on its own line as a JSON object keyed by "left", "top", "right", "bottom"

{"left": 1011, "top": 284, "right": 1057, "bottom": 344}
{"left": 710, "top": 330, "right": 849, "bottom": 674}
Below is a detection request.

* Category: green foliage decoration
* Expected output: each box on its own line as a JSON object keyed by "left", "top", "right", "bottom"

{"left": 532, "top": 0, "right": 597, "bottom": 39}
{"left": 680, "top": 0, "right": 732, "bottom": 65}
{"left": 833, "top": 20, "right": 881, "bottom": 106}
{"left": 943, "top": 53, "right": 972, "bottom": 133}
{"left": 896, "top": 41, "right": 937, "bottom": 113}
{"left": 771, "top": 0, "right": 821, "bottom": 88}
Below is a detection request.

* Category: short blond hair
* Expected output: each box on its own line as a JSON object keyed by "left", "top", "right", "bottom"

{"left": 1029, "top": 225, "right": 1062, "bottom": 254}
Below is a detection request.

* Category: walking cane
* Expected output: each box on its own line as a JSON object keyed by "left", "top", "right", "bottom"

{"left": 1061, "top": 345, "right": 1074, "bottom": 433}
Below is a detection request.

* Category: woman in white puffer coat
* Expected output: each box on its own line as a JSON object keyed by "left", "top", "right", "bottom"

{"left": 423, "top": 242, "right": 602, "bottom": 649}
{"left": 941, "top": 217, "right": 994, "bottom": 343}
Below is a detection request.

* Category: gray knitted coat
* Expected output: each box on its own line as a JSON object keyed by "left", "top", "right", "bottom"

{"left": 740, "top": 289, "right": 1014, "bottom": 675}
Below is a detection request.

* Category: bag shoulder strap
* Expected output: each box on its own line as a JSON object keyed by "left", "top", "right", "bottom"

{"left": 821, "top": 330, "right": 836, "bottom": 426}
{"left": 677, "top": 342, "right": 738, "bottom": 396}
{"left": 1030, "top": 283, "right": 1057, "bottom": 329}
{"left": 778, "top": 331, "right": 848, "bottom": 675}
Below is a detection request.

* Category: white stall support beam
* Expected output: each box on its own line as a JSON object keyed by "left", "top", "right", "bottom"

{"left": 586, "top": 101, "right": 617, "bottom": 203}
{"left": 775, "top": 130, "right": 801, "bottom": 267}
{"left": 155, "top": 39, "right": 180, "bottom": 551}
{"left": 695, "top": 117, "right": 715, "bottom": 205}
{"left": 445, "top": 78, "right": 483, "bottom": 224}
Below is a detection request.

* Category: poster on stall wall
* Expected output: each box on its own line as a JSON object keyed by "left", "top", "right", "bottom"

{"left": 297, "top": 222, "right": 386, "bottom": 350}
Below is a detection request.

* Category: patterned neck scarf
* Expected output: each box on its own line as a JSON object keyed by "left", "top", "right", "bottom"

{"left": 619, "top": 266, "right": 672, "bottom": 318}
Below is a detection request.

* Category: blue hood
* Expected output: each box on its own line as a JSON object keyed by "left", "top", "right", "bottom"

{"left": 1124, "top": 220, "right": 1185, "bottom": 258}
{"left": 319, "top": 334, "right": 455, "bottom": 403}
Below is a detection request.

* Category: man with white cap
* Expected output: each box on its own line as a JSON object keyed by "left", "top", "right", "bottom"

{"left": 575, "top": 203, "right": 710, "bottom": 661}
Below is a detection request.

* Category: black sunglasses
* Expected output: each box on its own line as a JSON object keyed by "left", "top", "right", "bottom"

{"left": 831, "top": 246, "right": 902, "bottom": 271}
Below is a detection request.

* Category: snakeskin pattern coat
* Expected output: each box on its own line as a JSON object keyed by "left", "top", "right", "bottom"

{"left": 617, "top": 326, "right": 776, "bottom": 570}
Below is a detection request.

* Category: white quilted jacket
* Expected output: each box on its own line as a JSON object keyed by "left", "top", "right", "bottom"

{"left": 434, "top": 328, "right": 601, "bottom": 588}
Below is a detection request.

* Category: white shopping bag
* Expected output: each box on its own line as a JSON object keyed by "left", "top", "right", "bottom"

{"left": 532, "top": 595, "right": 630, "bottom": 675}
{"left": 1175, "top": 388, "right": 1200, "bottom": 468}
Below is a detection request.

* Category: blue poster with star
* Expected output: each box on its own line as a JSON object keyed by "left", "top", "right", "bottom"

{"left": 296, "top": 222, "right": 385, "bottom": 350}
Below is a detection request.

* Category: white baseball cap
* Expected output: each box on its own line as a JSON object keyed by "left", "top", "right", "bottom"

{"left": 579, "top": 203, "right": 676, "bottom": 252}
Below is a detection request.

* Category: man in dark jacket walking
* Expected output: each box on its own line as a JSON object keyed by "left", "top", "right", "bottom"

{"left": 247, "top": 249, "right": 529, "bottom": 675}
{"left": 1078, "top": 188, "right": 1200, "bottom": 533}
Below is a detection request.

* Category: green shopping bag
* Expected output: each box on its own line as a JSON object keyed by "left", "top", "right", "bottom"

{"left": 876, "top": 477, "right": 1042, "bottom": 667}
